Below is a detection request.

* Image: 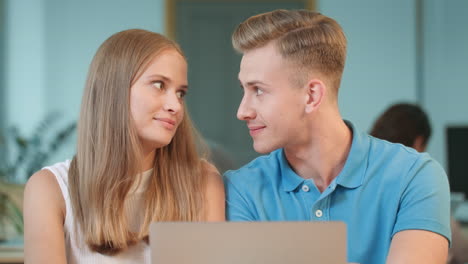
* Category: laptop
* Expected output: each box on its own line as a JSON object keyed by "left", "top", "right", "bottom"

{"left": 150, "top": 221, "right": 347, "bottom": 264}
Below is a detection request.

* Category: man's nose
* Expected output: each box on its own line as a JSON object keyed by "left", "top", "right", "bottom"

{"left": 237, "top": 95, "right": 255, "bottom": 121}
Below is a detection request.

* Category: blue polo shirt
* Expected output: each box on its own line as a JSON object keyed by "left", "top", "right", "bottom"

{"left": 224, "top": 122, "right": 451, "bottom": 264}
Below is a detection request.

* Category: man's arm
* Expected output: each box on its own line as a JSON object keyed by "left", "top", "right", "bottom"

{"left": 223, "top": 173, "right": 256, "bottom": 221}
{"left": 387, "top": 156, "right": 451, "bottom": 263}
{"left": 386, "top": 230, "right": 448, "bottom": 263}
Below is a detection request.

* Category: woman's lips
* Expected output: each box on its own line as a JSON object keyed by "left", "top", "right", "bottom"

{"left": 154, "top": 118, "right": 176, "bottom": 129}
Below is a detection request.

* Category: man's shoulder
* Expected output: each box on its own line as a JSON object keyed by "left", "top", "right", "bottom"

{"left": 367, "top": 135, "right": 443, "bottom": 178}
{"left": 224, "top": 149, "right": 282, "bottom": 184}
{"left": 368, "top": 135, "right": 430, "bottom": 162}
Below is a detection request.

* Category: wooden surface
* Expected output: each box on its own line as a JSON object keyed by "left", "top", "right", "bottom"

{"left": 0, "top": 238, "right": 23, "bottom": 264}
{"left": 0, "top": 250, "right": 23, "bottom": 264}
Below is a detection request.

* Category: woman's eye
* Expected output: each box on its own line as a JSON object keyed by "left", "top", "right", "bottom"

{"left": 176, "top": 90, "right": 186, "bottom": 99}
{"left": 152, "top": 81, "right": 163, "bottom": 90}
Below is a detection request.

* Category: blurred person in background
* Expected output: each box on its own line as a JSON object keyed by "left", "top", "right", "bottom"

{"left": 370, "top": 102, "right": 468, "bottom": 264}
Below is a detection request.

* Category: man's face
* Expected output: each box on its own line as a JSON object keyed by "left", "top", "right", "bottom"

{"left": 237, "top": 42, "right": 308, "bottom": 154}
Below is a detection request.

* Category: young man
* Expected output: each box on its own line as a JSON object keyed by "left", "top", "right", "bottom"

{"left": 224, "top": 10, "right": 451, "bottom": 264}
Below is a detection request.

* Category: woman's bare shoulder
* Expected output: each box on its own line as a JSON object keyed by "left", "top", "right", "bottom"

{"left": 200, "top": 159, "right": 220, "bottom": 177}
{"left": 24, "top": 169, "right": 67, "bottom": 263}
{"left": 200, "top": 160, "right": 225, "bottom": 221}
{"left": 24, "top": 169, "right": 65, "bottom": 217}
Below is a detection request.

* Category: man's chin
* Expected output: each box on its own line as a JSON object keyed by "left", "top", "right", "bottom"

{"left": 253, "top": 142, "right": 276, "bottom": 154}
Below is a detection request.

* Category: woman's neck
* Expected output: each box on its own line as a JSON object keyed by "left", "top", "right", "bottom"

{"left": 142, "top": 149, "right": 156, "bottom": 171}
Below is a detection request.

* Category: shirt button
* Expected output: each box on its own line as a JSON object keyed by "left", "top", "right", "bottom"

{"left": 315, "top": 209, "right": 323, "bottom": 218}
{"left": 301, "top": 185, "right": 310, "bottom": 192}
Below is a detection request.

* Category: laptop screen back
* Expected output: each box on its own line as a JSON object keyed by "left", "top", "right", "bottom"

{"left": 150, "top": 221, "right": 347, "bottom": 264}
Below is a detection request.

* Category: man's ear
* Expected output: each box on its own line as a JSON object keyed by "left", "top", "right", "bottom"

{"left": 412, "top": 135, "right": 427, "bottom": 152}
{"left": 304, "top": 79, "right": 325, "bottom": 113}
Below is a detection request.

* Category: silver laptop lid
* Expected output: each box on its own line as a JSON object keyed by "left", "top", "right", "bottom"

{"left": 150, "top": 221, "right": 347, "bottom": 264}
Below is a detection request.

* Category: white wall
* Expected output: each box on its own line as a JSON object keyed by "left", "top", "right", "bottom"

{"left": 44, "top": 0, "right": 165, "bottom": 121}
{"left": 319, "top": 0, "right": 468, "bottom": 169}
{"left": 5, "top": 0, "right": 165, "bottom": 165}
{"left": 319, "top": 0, "right": 418, "bottom": 133}
{"left": 4, "top": 0, "right": 467, "bottom": 171}
{"left": 423, "top": 0, "right": 468, "bottom": 168}
{"left": 0, "top": 2, "right": 4, "bottom": 132}
{"left": 6, "top": 0, "right": 46, "bottom": 134}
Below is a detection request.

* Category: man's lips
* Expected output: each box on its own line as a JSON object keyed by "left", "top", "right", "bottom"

{"left": 248, "top": 125, "right": 266, "bottom": 136}
{"left": 248, "top": 125, "right": 266, "bottom": 131}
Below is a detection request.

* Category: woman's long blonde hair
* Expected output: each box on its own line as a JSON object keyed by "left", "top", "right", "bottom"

{"left": 69, "top": 29, "right": 206, "bottom": 255}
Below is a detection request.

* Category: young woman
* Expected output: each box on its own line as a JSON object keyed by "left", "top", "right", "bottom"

{"left": 23, "top": 29, "right": 225, "bottom": 263}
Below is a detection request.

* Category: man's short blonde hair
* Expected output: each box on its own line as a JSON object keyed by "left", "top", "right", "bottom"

{"left": 232, "top": 9, "right": 347, "bottom": 95}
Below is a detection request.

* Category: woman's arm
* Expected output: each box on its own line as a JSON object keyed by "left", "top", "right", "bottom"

{"left": 23, "top": 169, "right": 67, "bottom": 264}
{"left": 201, "top": 161, "right": 225, "bottom": 221}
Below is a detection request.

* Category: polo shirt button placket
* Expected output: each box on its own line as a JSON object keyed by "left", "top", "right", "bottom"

{"left": 302, "top": 185, "right": 310, "bottom": 192}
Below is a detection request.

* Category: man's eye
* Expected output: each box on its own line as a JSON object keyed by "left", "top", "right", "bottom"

{"left": 176, "top": 90, "right": 186, "bottom": 99}
{"left": 256, "top": 88, "right": 264, "bottom": 96}
{"left": 152, "top": 81, "right": 163, "bottom": 90}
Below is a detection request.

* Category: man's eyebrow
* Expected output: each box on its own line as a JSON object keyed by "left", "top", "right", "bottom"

{"left": 239, "top": 80, "right": 269, "bottom": 87}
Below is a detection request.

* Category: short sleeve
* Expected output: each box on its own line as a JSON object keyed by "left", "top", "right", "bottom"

{"left": 392, "top": 157, "right": 451, "bottom": 244}
{"left": 223, "top": 171, "right": 257, "bottom": 221}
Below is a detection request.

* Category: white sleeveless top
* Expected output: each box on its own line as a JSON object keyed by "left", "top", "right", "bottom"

{"left": 44, "top": 160, "right": 151, "bottom": 264}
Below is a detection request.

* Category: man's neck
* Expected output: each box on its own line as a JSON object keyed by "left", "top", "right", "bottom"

{"left": 284, "top": 117, "right": 352, "bottom": 193}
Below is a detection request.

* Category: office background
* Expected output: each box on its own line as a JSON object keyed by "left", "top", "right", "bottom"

{"left": 1, "top": 0, "right": 467, "bottom": 181}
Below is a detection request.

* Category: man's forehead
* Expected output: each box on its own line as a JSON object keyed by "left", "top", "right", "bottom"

{"left": 241, "top": 43, "right": 279, "bottom": 63}
{"left": 238, "top": 58, "right": 266, "bottom": 83}
{"left": 238, "top": 44, "right": 283, "bottom": 82}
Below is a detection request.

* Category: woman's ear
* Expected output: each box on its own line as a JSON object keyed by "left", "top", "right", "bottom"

{"left": 304, "top": 79, "right": 325, "bottom": 113}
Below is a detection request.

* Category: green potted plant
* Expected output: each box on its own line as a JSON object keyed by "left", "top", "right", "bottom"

{"left": 0, "top": 113, "right": 76, "bottom": 240}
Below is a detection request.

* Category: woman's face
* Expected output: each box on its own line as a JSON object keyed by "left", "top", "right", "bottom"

{"left": 130, "top": 48, "right": 188, "bottom": 150}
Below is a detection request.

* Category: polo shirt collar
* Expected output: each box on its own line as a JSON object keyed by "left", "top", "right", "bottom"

{"left": 279, "top": 149, "right": 305, "bottom": 192}
{"left": 335, "top": 120, "right": 369, "bottom": 189}
{"left": 279, "top": 120, "right": 369, "bottom": 192}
